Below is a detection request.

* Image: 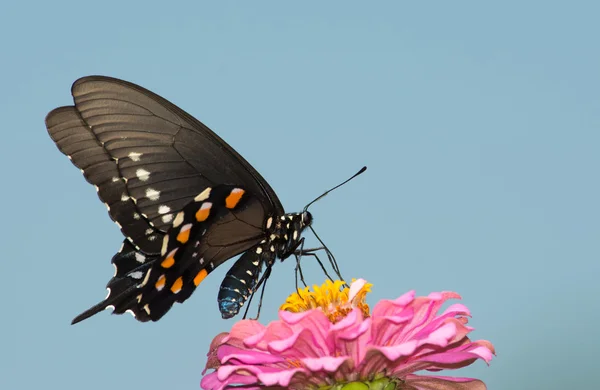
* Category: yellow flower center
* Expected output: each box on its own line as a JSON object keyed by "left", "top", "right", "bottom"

{"left": 280, "top": 279, "right": 371, "bottom": 323}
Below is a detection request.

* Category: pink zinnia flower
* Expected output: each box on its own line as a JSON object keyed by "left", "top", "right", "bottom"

{"left": 202, "top": 279, "right": 495, "bottom": 390}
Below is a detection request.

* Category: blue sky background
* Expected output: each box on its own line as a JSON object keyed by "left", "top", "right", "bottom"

{"left": 3, "top": 1, "right": 599, "bottom": 389}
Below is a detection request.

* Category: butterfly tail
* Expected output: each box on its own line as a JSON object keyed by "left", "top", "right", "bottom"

{"left": 71, "top": 241, "right": 159, "bottom": 324}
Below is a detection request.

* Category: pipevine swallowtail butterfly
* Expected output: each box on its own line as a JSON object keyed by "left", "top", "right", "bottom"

{"left": 46, "top": 76, "right": 365, "bottom": 324}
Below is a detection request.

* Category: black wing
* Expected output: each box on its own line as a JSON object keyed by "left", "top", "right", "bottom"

{"left": 72, "top": 185, "right": 269, "bottom": 323}
{"left": 46, "top": 76, "right": 284, "bottom": 253}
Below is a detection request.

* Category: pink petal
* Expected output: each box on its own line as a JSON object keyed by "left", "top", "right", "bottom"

{"left": 201, "top": 372, "right": 259, "bottom": 390}
{"left": 442, "top": 303, "right": 470, "bottom": 317}
{"left": 216, "top": 363, "right": 282, "bottom": 381}
{"left": 244, "top": 320, "right": 293, "bottom": 350}
{"left": 334, "top": 311, "right": 371, "bottom": 364}
{"left": 218, "top": 345, "right": 284, "bottom": 365}
{"left": 302, "top": 356, "right": 349, "bottom": 372}
{"left": 372, "top": 290, "right": 416, "bottom": 317}
{"left": 257, "top": 367, "right": 306, "bottom": 386}
{"left": 224, "top": 320, "right": 265, "bottom": 344}
{"left": 203, "top": 332, "right": 229, "bottom": 373}
{"left": 404, "top": 374, "right": 487, "bottom": 390}
{"left": 269, "top": 311, "right": 334, "bottom": 357}
{"left": 269, "top": 327, "right": 331, "bottom": 358}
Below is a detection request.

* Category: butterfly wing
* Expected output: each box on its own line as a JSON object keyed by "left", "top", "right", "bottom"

{"left": 71, "top": 185, "right": 268, "bottom": 323}
{"left": 47, "top": 76, "right": 286, "bottom": 322}
{"left": 46, "top": 76, "right": 284, "bottom": 253}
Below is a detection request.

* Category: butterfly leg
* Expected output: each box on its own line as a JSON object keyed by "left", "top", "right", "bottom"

{"left": 296, "top": 250, "right": 336, "bottom": 283}
{"left": 293, "top": 238, "right": 309, "bottom": 292}
{"left": 253, "top": 264, "right": 272, "bottom": 320}
{"left": 242, "top": 263, "right": 273, "bottom": 320}
{"left": 307, "top": 225, "right": 346, "bottom": 283}
{"left": 294, "top": 253, "right": 308, "bottom": 293}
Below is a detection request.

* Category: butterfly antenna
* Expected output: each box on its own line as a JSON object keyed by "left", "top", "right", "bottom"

{"left": 303, "top": 166, "right": 367, "bottom": 213}
{"left": 299, "top": 166, "right": 366, "bottom": 284}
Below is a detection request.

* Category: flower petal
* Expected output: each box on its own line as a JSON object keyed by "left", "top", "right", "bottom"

{"left": 348, "top": 278, "right": 368, "bottom": 301}
{"left": 218, "top": 345, "right": 284, "bottom": 365}
{"left": 302, "top": 356, "right": 349, "bottom": 372}
{"left": 404, "top": 374, "right": 488, "bottom": 390}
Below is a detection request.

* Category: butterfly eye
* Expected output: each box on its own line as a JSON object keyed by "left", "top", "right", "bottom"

{"left": 302, "top": 211, "right": 313, "bottom": 226}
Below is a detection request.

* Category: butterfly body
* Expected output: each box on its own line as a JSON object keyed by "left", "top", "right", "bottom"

{"left": 46, "top": 76, "right": 312, "bottom": 323}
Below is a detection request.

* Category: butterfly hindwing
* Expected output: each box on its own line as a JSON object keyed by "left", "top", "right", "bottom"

{"left": 72, "top": 185, "right": 270, "bottom": 323}
{"left": 72, "top": 240, "right": 159, "bottom": 324}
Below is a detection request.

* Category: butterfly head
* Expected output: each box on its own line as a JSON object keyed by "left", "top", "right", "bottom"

{"left": 301, "top": 210, "right": 313, "bottom": 227}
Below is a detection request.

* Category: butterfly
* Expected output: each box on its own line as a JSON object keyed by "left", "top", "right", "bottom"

{"left": 46, "top": 76, "right": 358, "bottom": 323}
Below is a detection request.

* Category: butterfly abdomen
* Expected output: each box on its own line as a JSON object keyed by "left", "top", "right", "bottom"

{"left": 217, "top": 247, "right": 271, "bottom": 319}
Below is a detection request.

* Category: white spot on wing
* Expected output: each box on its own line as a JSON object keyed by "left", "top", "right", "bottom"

{"left": 161, "top": 236, "right": 169, "bottom": 256}
{"left": 158, "top": 205, "right": 171, "bottom": 214}
{"left": 162, "top": 214, "right": 173, "bottom": 223}
{"left": 194, "top": 187, "right": 212, "bottom": 202}
{"left": 121, "top": 193, "right": 129, "bottom": 202}
{"left": 145, "top": 228, "right": 153, "bottom": 235}
{"left": 136, "top": 169, "right": 150, "bottom": 181}
{"left": 266, "top": 217, "right": 273, "bottom": 229}
{"left": 126, "top": 309, "right": 136, "bottom": 318}
{"left": 129, "top": 271, "right": 144, "bottom": 279}
{"left": 135, "top": 252, "right": 146, "bottom": 263}
{"left": 256, "top": 247, "right": 263, "bottom": 254}
{"left": 128, "top": 152, "right": 143, "bottom": 161}
{"left": 146, "top": 188, "right": 160, "bottom": 201}
{"left": 140, "top": 269, "right": 152, "bottom": 287}
{"left": 173, "top": 212, "right": 184, "bottom": 228}
{"left": 112, "top": 176, "right": 120, "bottom": 182}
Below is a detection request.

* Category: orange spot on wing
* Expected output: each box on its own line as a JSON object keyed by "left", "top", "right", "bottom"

{"left": 177, "top": 225, "right": 191, "bottom": 244}
{"left": 155, "top": 275, "right": 166, "bottom": 290}
{"left": 225, "top": 188, "right": 245, "bottom": 209}
{"left": 161, "top": 249, "right": 177, "bottom": 268}
{"left": 196, "top": 203, "right": 211, "bottom": 222}
{"left": 171, "top": 276, "right": 183, "bottom": 293}
{"left": 194, "top": 269, "right": 208, "bottom": 286}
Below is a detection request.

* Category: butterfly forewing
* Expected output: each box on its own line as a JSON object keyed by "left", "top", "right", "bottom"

{"left": 47, "top": 76, "right": 283, "bottom": 253}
